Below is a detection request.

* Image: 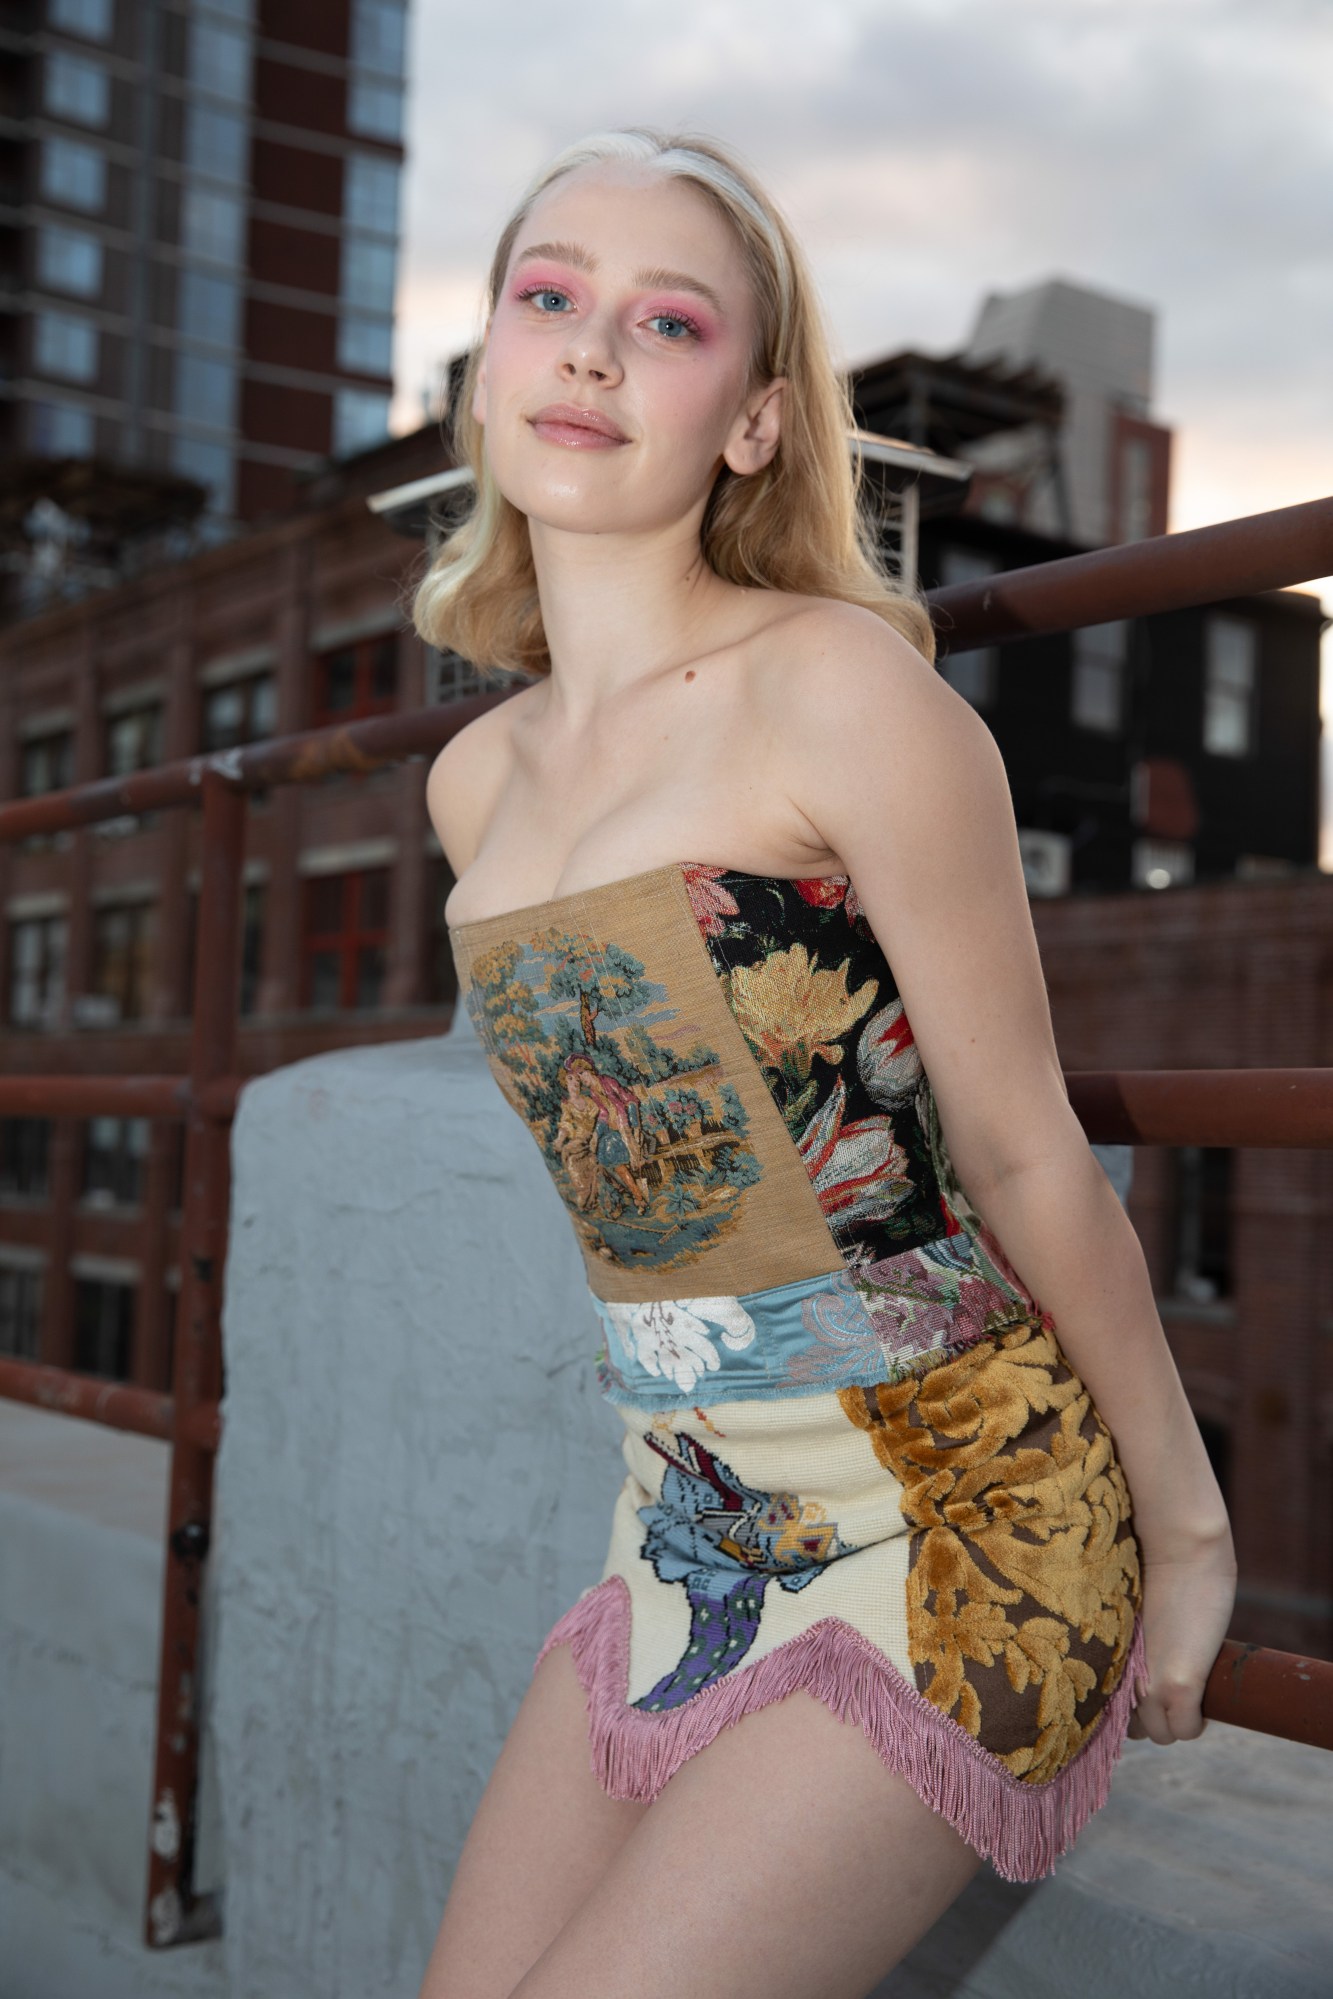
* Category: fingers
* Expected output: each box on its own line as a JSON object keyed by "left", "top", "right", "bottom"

{"left": 1129, "top": 1689, "right": 1208, "bottom": 1747}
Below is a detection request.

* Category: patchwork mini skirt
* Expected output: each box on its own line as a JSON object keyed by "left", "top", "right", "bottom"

{"left": 536, "top": 1312, "right": 1146, "bottom": 1884}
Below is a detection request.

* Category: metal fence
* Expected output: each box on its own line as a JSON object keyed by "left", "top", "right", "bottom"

{"left": 0, "top": 492, "right": 1330, "bottom": 1948}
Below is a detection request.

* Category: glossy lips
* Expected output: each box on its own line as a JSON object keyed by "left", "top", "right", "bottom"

{"left": 529, "top": 401, "right": 629, "bottom": 447}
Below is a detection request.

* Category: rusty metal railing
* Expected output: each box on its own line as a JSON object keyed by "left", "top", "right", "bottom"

{"left": 0, "top": 491, "right": 1330, "bottom": 1946}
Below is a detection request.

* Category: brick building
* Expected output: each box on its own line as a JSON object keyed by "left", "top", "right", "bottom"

{"left": 0, "top": 420, "right": 457, "bottom": 1390}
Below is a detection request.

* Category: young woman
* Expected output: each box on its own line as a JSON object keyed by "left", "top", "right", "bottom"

{"left": 415, "top": 127, "right": 1237, "bottom": 1999}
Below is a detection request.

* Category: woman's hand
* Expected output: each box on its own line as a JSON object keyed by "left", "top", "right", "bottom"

{"left": 1127, "top": 1532, "right": 1238, "bottom": 1745}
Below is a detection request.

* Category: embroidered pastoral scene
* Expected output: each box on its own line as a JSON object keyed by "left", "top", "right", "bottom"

{"left": 464, "top": 924, "right": 762, "bottom": 1271}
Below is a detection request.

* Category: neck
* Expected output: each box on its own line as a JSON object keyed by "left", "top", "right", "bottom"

{"left": 526, "top": 512, "right": 743, "bottom": 724}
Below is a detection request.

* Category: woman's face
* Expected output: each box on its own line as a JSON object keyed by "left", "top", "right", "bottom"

{"left": 473, "top": 163, "right": 784, "bottom": 538}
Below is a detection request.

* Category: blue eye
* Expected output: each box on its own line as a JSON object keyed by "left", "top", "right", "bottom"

{"left": 648, "top": 314, "right": 693, "bottom": 341}
{"left": 517, "top": 285, "right": 571, "bottom": 312}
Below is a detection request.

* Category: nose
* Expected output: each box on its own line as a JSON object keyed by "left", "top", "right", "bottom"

{"left": 556, "top": 308, "right": 622, "bottom": 386}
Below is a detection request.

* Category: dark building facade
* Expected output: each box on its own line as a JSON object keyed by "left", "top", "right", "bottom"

{"left": 918, "top": 513, "right": 1324, "bottom": 895}
{"left": 0, "top": 0, "right": 407, "bottom": 531}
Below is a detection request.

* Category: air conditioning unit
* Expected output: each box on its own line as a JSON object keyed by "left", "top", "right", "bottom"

{"left": 1017, "top": 828, "right": 1071, "bottom": 898}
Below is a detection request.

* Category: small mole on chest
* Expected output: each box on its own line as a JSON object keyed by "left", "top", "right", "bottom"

{"left": 684, "top": 670, "right": 696, "bottom": 682}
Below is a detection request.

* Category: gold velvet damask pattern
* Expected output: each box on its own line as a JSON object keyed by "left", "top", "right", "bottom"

{"left": 838, "top": 1316, "right": 1142, "bottom": 1784}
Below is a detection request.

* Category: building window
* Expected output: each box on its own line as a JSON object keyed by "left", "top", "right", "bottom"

{"left": 347, "top": 2, "right": 408, "bottom": 146}
{"left": 40, "top": 134, "right": 106, "bottom": 210}
{"left": 19, "top": 726, "right": 75, "bottom": 847}
{"left": 82, "top": 1115, "right": 149, "bottom": 1206}
{"left": 44, "top": 49, "right": 111, "bottom": 125}
{"left": 351, "top": 0, "right": 407, "bottom": 73}
{"left": 182, "top": 185, "right": 245, "bottom": 266}
{"left": 90, "top": 903, "right": 154, "bottom": 1021}
{"left": 338, "top": 314, "right": 393, "bottom": 375}
{"left": 48, "top": 0, "right": 114, "bottom": 38}
{"left": 348, "top": 78, "right": 403, "bottom": 140}
{"left": 105, "top": 699, "right": 163, "bottom": 777}
{"left": 1071, "top": 620, "right": 1127, "bottom": 733}
{"left": 175, "top": 350, "right": 237, "bottom": 433}
{"left": 1203, "top": 615, "right": 1256, "bottom": 757}
{"left": 427, "top": 647, "right": 481, "bottom": 703}
{"left": 340, "top": 234, "right": 396, "bottom": 316}
{"left": 8, "top": 914, "right": 68, "bottom": 1027}
{"left": 301, "top": 868, "right": 390, "bottom": 1010}
{"left": 187, "top": 16, "right": 251, "bottom": 100}
{"left": 74, "top": 1275, "right": 134, "bottom": 1379}
{"left": 36, "top": 221, "right": 103, "bottom": 297}
{"left": 185, "top": 102, "right": 249, "bottom": 184}
{"left": 312, "top": 633, "right": 397, "bottom": 725}
{"left": 33, "top": 309, "right": 99, "bottom": 383}
{"left": 333, "top": 388, "right": 390, "bottom": 456}
{"left": 1169, "top": 1146, "right": 1232, "bottom": 1302}
{"left": 29, "top": 398, "right": 95, "bottom": 455}
{"left": 0, "top": 1267, "right": 43, "bottom": 1361}
{"left": 344, "top": 153, "right": 401, "bottom": 236}
{"left": 936, "top": 546, "right": 998, "bottom": 710}
{"left": 201, "top": 672, "right": 276, "bottom": 751}
{"left": 177, "top": 267, "right": 241, "bottom": 347}
{"left": 0, "top": 1118, "right": 51, "bottom": 1198}
{"left": 22, "top": 729, "right": 75, "bottom": 795}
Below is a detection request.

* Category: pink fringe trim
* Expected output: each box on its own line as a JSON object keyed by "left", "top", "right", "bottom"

{"left": 535, "top": 1575, "right": 1149, "bottom": 1883}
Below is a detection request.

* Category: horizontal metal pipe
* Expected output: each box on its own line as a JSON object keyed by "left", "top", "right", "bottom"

{"left": 0, "top": 1355, "right": 174, "bottom": 1441}
{"left": 0, "top": 1074, "right": 195, "bottom": 1119}
{"left": 2, "top": 1068, "right": 1326, "bottom": 1148}
{"left": 1066, "top": 1068, "right": 1333, "bottom": 1147}
{"left": 929, "top": 494, "right": 1333, "bottom": 649}
{"left": 1203, "top": 1640, "right": 1333, "bottom": 1751}
{"left": 0, "top": 688, "right": 508, "bottom": 837}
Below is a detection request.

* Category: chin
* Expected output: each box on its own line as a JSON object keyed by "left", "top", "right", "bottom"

{"left": 506, "top": 481, "right": 664, "bottom": 537}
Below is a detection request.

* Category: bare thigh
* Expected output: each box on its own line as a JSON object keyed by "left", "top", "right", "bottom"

{"left": 510, "top": 1684, "right": 984, "bottom": 1999}
{"left": 417, "top": 1643, "right": 649, "bottom": 1999}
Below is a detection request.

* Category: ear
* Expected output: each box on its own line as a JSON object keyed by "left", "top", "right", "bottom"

{"left": 722, "top": 377, "right": 787, "bottom": 478}
{"left": 471, "top": 350, "right": 488, "bottom": 426}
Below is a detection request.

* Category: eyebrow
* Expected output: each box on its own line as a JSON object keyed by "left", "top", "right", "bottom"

{"left": 511, "top": 240, "right": 727, "bottom": 318}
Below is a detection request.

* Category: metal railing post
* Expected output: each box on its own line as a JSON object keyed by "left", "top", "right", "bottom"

{"left": 143, "top": 766, "right": 245, "bottom": 1946}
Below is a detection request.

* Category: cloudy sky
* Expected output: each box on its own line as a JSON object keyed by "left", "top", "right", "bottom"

{"left": 387, "top": 0, "right": 1332, "bottom": 861}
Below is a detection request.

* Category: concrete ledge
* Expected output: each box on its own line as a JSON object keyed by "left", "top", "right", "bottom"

{"left": 878, "top": 1722, "right": 1332, "bottom": 1998}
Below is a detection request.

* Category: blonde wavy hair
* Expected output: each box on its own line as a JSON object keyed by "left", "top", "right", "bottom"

{"left": 412, "top": 126, "right": 936, "bottom": 676}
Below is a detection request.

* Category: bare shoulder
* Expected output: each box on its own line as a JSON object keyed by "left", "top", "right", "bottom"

{"left": 757, "top": 593, "right": 945, "bottom": 713}
{"left": 752, "top": 594, "right": 1001, "bottom": 835}
{"left": 424, "top": 679, "right": 534, "bottom": 874}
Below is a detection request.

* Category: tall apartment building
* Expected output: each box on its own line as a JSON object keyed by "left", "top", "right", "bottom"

{"left": 0, "top": 0, "right": 407, "bottom": 531}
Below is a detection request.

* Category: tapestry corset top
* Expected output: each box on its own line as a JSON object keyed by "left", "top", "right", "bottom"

{"left": 448, "top": 862, "right": 1041, "bottom": 1409}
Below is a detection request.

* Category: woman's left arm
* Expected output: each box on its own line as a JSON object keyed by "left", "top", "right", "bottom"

{"left": 768, "top": 610, "right": 1237, "bottom": 1744}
